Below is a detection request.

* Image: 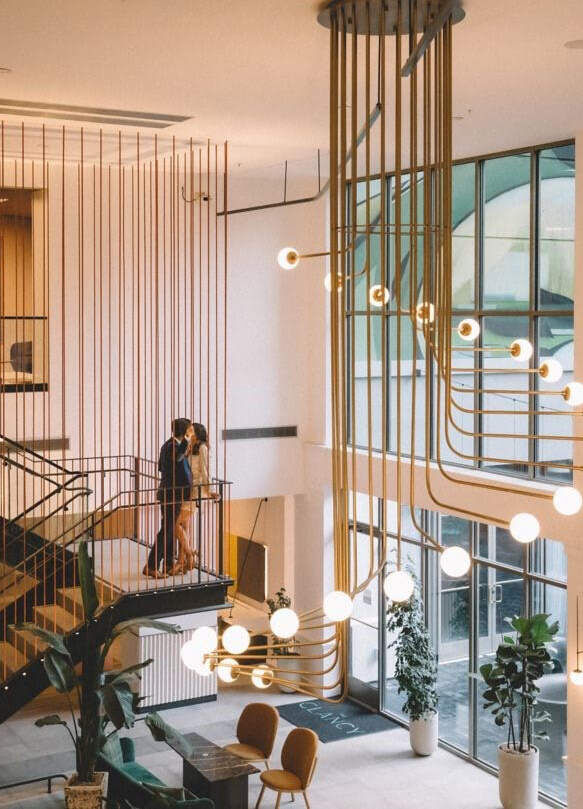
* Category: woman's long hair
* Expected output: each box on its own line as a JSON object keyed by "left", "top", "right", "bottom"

{"left": 191, "top": 422, "right": 208, "bottom": 455}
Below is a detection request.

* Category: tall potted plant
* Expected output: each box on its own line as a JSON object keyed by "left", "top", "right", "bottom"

{"left": 480, "top": 613, "right": 558, "bottom": 809}
{"left": 267, "top": 586, "right": 300, "bottom": 693}
{"left": 387, "top": 591, "right": 438, "bottom": 756}
{"left": 13, "top": 540, "right": 180, "bottom": 809}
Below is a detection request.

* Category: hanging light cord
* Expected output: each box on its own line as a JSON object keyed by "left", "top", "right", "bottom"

{"left": 230, "top": 497, "right": 268, "bottom": 607}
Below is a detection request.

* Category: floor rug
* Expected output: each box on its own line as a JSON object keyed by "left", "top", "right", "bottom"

{"left": 276, "top": 699, "right": 398, "bottom": 743}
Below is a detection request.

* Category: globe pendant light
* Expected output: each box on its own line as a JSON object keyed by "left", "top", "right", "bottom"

{"left": 539, "top": 358, "right": 563, "bottom": 383}
{"left": 323, "top": 590, "right": 353, "bottom": 621}
{"left": 324, "top": 272, "right": 344, "bottom": 292}
{"left": 509, "top": 512, "right": 540, "bottom": 544}
{"left": 222, "top": 625, "right": 251, "bottom": 655}
{"left": 277, "top": 247, "right": 300, "bottom": 270}
{"left": 509, "top": 339, "right": 533, "bottom": 362}
{"left": 270, "top": 608, "right": 299, "bottom": 639}
{"left": 251, "top": 664, "right": 273, "bottom": 690}
{"left": 216, "top": 658, "right": 240, "bottom": 684}
{"left": 383, "top": 570, "right": 414, "bottom": 602}
{"left": 564, "top": 382, "right": 583, "bottom": 407}
{"left": 415, "top": 301, "right": 435, "bottom": 327}
{"left": 180, "top": 626, "right": 217, "bottom": 671}
{"left": 553, "top": 486, "right": 582, "bottom": 516}
{"left": 369, "top": 284, "right": 390, "bottom": 307}
{"left": 440, "top": 546, "right": 471, "bottom": 577}
{"left": 457, "top": 318, "right": 480, "bottom": 342}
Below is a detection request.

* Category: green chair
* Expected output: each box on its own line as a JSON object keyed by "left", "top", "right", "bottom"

{"left": 98, "top": 734, "right": 214, "bottom": 809}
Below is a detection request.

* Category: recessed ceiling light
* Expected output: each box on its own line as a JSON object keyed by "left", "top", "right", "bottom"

{"left": 0, "top": 198, "right": 8, "bottom": 204}
{"left": 564, "top": 39, "right": 583, "bottom": 49}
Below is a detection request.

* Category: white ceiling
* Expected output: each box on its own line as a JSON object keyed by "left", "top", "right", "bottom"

{"left": 1, "top": 0, "right": 583, "bottom": 172}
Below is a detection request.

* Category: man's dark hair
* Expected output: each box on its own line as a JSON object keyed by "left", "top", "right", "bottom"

{"left": 171, "top": 418, "right": 191, "bottom": 439}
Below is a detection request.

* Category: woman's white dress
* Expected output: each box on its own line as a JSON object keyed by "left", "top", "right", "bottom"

{"left": 184, "top": 444, "right": 210, "bottom": 511}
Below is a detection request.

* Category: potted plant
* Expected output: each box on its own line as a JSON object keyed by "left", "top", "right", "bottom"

{"left": 13, "top": 540, "right": 180, "bottom": 809}
{"left": 266, "top": 586, "right": 300, "bottom": 693}
{"left": 387, "top": 590, "right": 438, "bottom": 755}
{"left": 480, "top": 613, "right": 558, "bottom": 809}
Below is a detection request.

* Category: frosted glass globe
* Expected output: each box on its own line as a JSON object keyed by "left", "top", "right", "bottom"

{"left": 369, "top": 285, "right": 390, "bottom": 307}
{"left": 383, "top": 570, "right": 414, "bottom": 602}
{"left": 565, "top": 382, "right": 583, "bottom": 407}
{"left": 570, "top": 669, "right": 583, "bottom": 686}
{"left": 180, "top": 627, "right": 217, "bottom": 671}
{"left": 222, "top": 625, "right": 250, "bottom": 655}
{"left": 216, "top": 657, "right": 239, "bottom": 684}
{"left": 323, "top": 590, "right": 353, "bottom": 622}
{"left": 553, "top": 486, "right": 582, "bottom": 516}
{"left": 324, "top": 272, "right": 343, "bottom": 292}
{"left": 539, "top": 358, "right": 563, "bottom": 383}
{"left": 277, "top": 247, "right": 300, "bottom": 270}
{"left": 510, "top": 339, "right": 533, "bottom": 362}
{"left": 415, "top": 302, "right": 435, "bottom": 326}
{"left": 251, "top": 664, "right": 273, "bottom": 690}
{"left": 270, "top": 608, "right": 299, "bottom": 639}
{"left": 440, "top": 546, "right": 471, "bottom": 578}
{"left": 509, "top": 512, "right": 540, "bottom": 544}
{"left": 180, "top": 639, "right": 204, "bottom": 671}
{"left": 457, "top": 318, "right": 480, "bottom": 342}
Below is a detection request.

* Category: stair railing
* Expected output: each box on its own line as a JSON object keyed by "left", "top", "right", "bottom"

{"left": 0, "top": 463, "right": 231, "bottom": 683}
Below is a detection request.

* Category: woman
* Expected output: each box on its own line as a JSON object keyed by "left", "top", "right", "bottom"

{"left": 174, "top": 422, "right": 212, "bottom": 573}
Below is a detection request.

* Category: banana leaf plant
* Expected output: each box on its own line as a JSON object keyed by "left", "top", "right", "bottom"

{"left": 480, "top": 613, "right": 559, "bottom": 753}
{"left": 12, "top": 539, "right": 181, "bottom": 785}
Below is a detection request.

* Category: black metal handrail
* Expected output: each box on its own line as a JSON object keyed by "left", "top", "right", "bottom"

{"left": 0, "top": 773, "right": 67, "bottom": 794}
{"left": 0, "top": 477, "right": 229, "bottom": 588}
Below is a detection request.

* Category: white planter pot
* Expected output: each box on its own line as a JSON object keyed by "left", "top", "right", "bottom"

{"left": 409, "top": 712, "right": 438, "bottom": 756}
{"left": 498, "top": 744, "right": 539, "bottom": 809}
{"left": 274, "top": 655, "right": 301, "bottom": 693}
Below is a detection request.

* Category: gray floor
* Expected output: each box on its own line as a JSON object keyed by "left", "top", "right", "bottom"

{"left": 0, "top": 682, "right": 545, "bottom": 809}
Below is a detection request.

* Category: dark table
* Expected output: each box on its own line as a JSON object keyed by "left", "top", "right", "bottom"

{"left": 166, "top": 731, "right": 259, "bottom": 809}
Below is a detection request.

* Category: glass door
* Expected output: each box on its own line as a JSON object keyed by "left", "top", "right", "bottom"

{"left": 348, "top": 529, "right": 381, "bottom": 709}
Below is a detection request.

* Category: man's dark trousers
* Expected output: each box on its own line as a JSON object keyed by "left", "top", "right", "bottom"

{"left": 148, "top": 486, "right": 189, "bottom": 572}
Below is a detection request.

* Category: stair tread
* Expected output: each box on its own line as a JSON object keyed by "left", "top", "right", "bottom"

{"left": 34, "top": 604, "right": 79, "bottom": 633}
{"left": 0, "top": 641, "right": 28, "bottom": 675}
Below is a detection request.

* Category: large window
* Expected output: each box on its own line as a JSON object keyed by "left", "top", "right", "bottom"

{"left": 348, "top": 501, "right": 567, "bottom": 805}
{"left": 348, "top": 141, "right": 575, "bottom": 482}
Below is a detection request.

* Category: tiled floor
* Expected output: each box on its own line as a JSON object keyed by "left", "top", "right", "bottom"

{"left": 0, "top": 682, "right": 545, "bottom": 809}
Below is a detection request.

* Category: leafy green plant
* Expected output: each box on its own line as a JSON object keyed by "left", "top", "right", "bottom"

{"left": 386, "top": 591, "right": 438, "bottom": 721}
{"left": 13, "top": 540, "right": 180, "bottom": 785}
{"left": 480, "top": 613, "right": 558, "bottom": 753}
{"left": 266, "top": 586, "right": 296, "bottom": 656}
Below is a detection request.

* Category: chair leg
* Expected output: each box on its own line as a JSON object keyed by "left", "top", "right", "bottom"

{"left": 275, "top": 793, "right": 282, "bottom": 809}
{"left": 255, "top": 784, "right": 265, "bottom": 809}
{"left": 303, "top": 791, "right": 311, "bottom": 809}
{"left": 291, "top": 793, "right": 295, "bottom": 802}
{"left": 264, "top": 759, "right": 270, "bottom": 769}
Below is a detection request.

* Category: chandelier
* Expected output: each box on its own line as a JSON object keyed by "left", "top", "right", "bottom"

{"left": 189, "top": 0, "right": 582, "bottom": 697}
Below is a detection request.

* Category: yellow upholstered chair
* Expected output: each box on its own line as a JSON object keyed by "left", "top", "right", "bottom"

{"left": 255, "top": 727, "right": 318, "bottom": 809}
{"left": 224, "top": 702, "right": 279, "bottom": 769}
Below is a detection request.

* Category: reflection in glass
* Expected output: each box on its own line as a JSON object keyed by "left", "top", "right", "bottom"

{"left": 452, "top": 162, "right": 476, "bottom": 309}
{"left": 483, "top": 154, "right": 530, "bottom": 310}
{"left": 538, "top": 144, "right": 574, "bottom": 310}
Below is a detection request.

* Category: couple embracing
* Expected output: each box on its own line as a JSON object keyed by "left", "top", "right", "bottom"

{"left": 143, "top": 417, "right": 216, "bottom": 578}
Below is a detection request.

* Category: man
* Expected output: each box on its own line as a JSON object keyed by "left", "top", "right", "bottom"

{"left": 143, "top": 417, "right": 194, "bottom": 577}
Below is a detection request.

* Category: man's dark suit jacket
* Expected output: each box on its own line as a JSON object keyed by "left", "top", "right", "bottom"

{"left": 158, "top": 437, "right": 192, "bottom": 492}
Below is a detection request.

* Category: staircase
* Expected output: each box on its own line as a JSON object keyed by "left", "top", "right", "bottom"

{"left": 0, "top": 439, "right": 232, "bottom": 722}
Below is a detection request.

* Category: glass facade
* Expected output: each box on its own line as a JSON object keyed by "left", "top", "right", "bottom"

{"left": 348, "top": 141, "right": 575, "bottom": 482}
{"left": 347, "top": 501, "right": 567, "bottom": 805}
